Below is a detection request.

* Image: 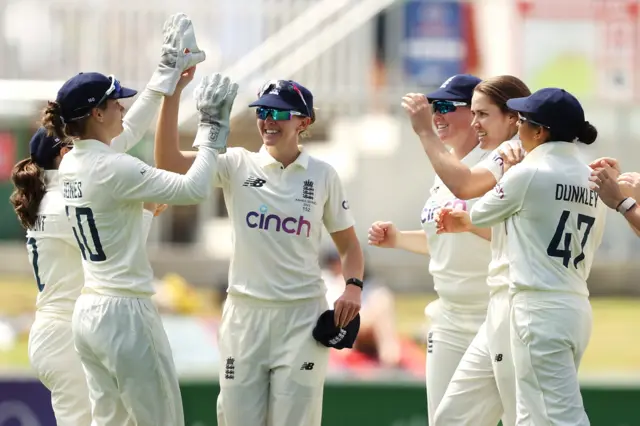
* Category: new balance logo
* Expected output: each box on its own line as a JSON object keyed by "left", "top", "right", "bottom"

{"left": 243, "top": 176, "right": 267, "bottom": 188}
{"left": 494, "top": 354, "right": 503, "bottom": 362}
{"left": 300, "top": 362, "right": 315, "bottom": 371}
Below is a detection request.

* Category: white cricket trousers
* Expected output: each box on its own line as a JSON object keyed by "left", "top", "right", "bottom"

{"left": 424, "top": 299, "right": 486, "bottom": 425}
{"left": 29, "top": 311, "right": 92, "bottom": 426}
{"left": 510, "top": 291, "right": 592, "bottom": 426}
{"left": 433, "top": 288, "right": 516, "bottom": 426}
{"left": 216, "top": 294, "right": 330, "bottom": 426}
{"left": 72, "top": 292, "right": 184, "bottom": 426}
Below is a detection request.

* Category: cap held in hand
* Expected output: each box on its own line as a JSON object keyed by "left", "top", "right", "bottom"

{"left": 312, "top": 309, "right": 360, "bottom": 350}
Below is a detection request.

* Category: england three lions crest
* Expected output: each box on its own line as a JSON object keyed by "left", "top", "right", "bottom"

{"left": 295, "top": 179, "right": 317, "bottom": 206}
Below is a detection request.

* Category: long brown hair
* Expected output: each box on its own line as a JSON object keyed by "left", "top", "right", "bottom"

{"left": 10, "top": 158, "right": 46, "bottom": 229}
{"left": 474, "top": 75, "right": 531, "bottom": 113}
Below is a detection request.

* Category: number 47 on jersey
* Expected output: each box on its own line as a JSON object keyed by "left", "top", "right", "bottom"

{"left": 546, "top": 209, "right": 595, "bottom": 269}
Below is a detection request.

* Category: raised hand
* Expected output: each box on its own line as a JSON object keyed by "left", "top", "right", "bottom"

{"left": 192, "top": 73, "right": 239, "bottom": 153}
{"left": 148, "top": 13, "right": 206, "bottom": 96}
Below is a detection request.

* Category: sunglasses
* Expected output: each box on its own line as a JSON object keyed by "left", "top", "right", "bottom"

{"left": 518, "top": 114, "right": 550, "bottom": 129}
{"left": 431, "top": 100, "right": 468, "bottom": 114}
{"left": 256, "top": 107, "right": 304, "bottom": 121}
{"left": 68, "top": 75, "right": 122, "bottom": 122}
{"left": 95, "top": 75, "right": 122, "bottom": 108}
{"left": 258, "top": 80, "right": 311, "bottom": 117}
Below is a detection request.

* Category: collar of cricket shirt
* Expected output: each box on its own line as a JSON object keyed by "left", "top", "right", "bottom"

{"left": 522, "top": 141, "right": 579, "bottom": 164}
{"left": 258, "top": 145, "right": 309, "bottom": 170}
{"left": 73, "top": 139, "right": 113, "bottom": 152}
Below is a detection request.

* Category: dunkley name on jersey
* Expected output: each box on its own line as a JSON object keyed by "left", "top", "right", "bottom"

{"left": 555, "top": 184, "right": 599, "bottom": 207}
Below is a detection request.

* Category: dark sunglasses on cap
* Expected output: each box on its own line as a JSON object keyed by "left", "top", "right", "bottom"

{"left": 68, "top": 75, "right": 122, "bottom": 122}
{"left": 517, "top": 113, "right": 550, "bottom": 129}
{"left": 256, "top": 107, "right": 304, "bottom": 121}
{"left": 258, "top": 80, "right": 311, "bottom": 117}
{"left": 431, "top": 100, "right": 468, "bottom": 115}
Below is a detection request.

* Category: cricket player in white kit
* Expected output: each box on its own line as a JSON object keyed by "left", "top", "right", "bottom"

{"left": 41, "top": 19, "right": 233, "bottom": 426}
{"left": 402, "top": 76, "right": 531, "bottom": 426}
{"left": 10, "top": 128, "right": 163, "bottom": 425}
{"left": 154, "top": 79, "right": 364, "bottom": 426}
{"left": 368, "top": 74, "right": 495, "bottom": 424}
{"left": 438, "top": 88, "right": 606, "bottom": 425}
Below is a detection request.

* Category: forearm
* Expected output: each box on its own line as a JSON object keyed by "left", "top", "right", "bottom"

{"left": 395, "top": 230, "right": 429, "bottom": 256}
{"left": 417, "top": 132, "right": 480, "bottom": 199}
{"left": 154, "top": 94, "right": 197, "bottom": 174}
{"left": 623, "top": 205, "right": 640, "bottom": 236}
{"left": 340, "top": 240, "right": 365, "bottom": 281}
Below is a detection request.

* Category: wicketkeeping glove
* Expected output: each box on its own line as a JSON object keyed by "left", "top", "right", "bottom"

{"left": 192, "top": 73, "right": 239, "bottom": 154}
{"left": 147, "top": 13, "right": 206, "bottom": 96}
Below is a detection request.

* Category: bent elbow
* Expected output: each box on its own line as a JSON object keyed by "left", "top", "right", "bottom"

{"left": 451, "top": 186, "right": 475, "bottom": 201}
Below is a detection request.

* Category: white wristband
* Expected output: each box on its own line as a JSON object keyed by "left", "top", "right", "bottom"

{"left": 616, "top": 197, "right": 637, "bottom": 214}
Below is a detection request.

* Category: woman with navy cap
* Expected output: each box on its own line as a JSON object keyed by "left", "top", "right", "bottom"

{"left": 11, "top": 13, "right": 202, "bottom": 426}
{"left": 39, "top": 15, "right": 234, "bottom": 426}
{"left": 402, "top": 75, "right": 530, "bottom": 426}
{"left": 368, "top": 74, "right": 495, "bottom": 423}
{"left": 437, "top": 88, "right": 605, "bottom": 425}
{"left": 154, "top": 79, "right": 364, "bottom": 426}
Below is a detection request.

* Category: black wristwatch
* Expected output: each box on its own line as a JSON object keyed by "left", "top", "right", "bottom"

{"left": 346, "top": 278, "right": 363, "bottom": 289}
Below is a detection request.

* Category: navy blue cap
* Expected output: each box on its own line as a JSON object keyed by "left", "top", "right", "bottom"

{"left": 56, "top": 72, "right": 137, "bottom": 122}
{"left": 312, "top": 310, "right": 360, "bottom": 350}
{"left": 29, "top": 127, "right": 69, "bottom": 169}
{"left": 507, "top": 88, "right": 585, "bottom": 138}
{"left": 426, "top": 74, "right": 482, "bottom": 103}
{"left": 249, "top": 80, "right": 314, "bottom": 119}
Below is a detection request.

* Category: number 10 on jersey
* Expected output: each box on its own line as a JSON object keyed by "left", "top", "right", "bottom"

{"left": 65, "top": 206, "right": 107, "bottom": 262}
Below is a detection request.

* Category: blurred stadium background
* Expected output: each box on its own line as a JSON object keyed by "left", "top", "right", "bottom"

{"left": 0, "top": 0, "right": 640, "bottom": 424}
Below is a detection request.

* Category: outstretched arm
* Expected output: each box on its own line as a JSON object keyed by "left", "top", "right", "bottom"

{"left": 155, "top": 68, "right": 198, "bottom": 174}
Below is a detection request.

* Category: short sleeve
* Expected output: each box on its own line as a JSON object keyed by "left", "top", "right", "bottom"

{"left": 212, "top": 148, "right": 242, "bottom": 188}
{"left": 323, "top": 166, "right": 355, "bottom": 233}
{"left": 470, "top": 165, "right": 535, "bottom": 228}
{"left": 476, "top": 140, "right": 526, "bottom": 182}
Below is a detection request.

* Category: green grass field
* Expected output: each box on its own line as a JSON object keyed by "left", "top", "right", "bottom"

{"left": 1, "top": 275, "right": 639, "bottom": 376}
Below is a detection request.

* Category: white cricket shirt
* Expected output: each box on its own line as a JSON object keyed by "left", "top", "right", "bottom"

{"left": 58, "top": 139, "right": 217, "bottom": 296}
{"left": 475, "top": 139, "right": 525, "bottom": 293}
{"left": 25, "top": 171, "right": 156, "bottom": 315}
{"left": 24, "top": 90, "right": 162, "bottom": 312}
{"left": 26, "top": 171, "right": 83, "bottom": 316}
{"left": 471, "top": 142, "right": 606, "bottom": 296}
{"left": 421, "top": 144, "right": 492, "bottom": 312}
{"left": 215, "top": 146, "right": 355, "bottom": 301}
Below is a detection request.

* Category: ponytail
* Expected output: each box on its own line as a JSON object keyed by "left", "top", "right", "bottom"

{"left": 577, "top": 121, "right": 598, "bottom": 145}
{"left": 42, "top": 101, "right": 68, "bottom": 140}
{"left": 10, "top": 158, "right": 46, "bottom": 230}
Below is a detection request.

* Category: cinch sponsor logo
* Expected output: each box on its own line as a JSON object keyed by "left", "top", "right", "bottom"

{"left": 245, "top": 205, "right": 311, "bottom": 237}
